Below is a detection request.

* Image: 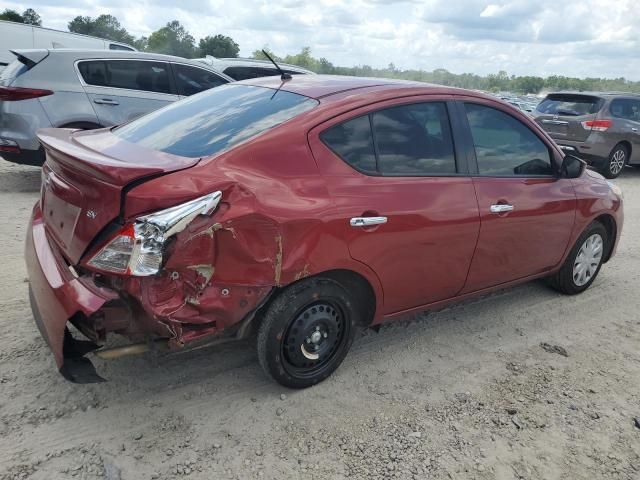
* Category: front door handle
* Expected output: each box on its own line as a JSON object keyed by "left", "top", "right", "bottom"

{"left": 632, "top": 127, "right": 638, "bottom": 132}
{"left": 490, "top": 204, "right": 514, "bottom": 214}
{"left": 93, "top": 98, "right": 119, "bottom": 105}
{"left": 350, "top": 216, "right": 387, "bottom": 227}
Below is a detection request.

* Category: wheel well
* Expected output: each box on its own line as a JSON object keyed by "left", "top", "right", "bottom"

{"left": 316, "top": 269, "right": 377, "bottom": 326}
{"left": 57, "top": 121, "right": 103, "bottom": 130}
{"left": 594, "top": 214, "right": 617, "bottom": 262}
{"left": 615, "top": 141, "right": 632, "bottom": 158}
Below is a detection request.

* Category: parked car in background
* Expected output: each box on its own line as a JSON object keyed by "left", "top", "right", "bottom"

{"left": 0, "top": 49, "right": 232, "bottom": 165}
{"left": 534, "top": 92, "right": 640, "bottom": 178}
{"left": 0, "top": 20, "right": 135, "bottom": 70}
{"left": 25, "top": 76, "right": 622, "bottom": 387}
{"left": 195, "top": 55, "right": 314, "bottom": 80}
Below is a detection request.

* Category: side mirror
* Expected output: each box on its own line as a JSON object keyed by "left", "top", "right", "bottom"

{"left": 560, "top": 154, "right": 586, "bottom": 179}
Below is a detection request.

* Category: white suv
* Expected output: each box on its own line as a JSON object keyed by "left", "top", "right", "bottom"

{"left": 0, "top": 49, "right": 232, "bottom": 165}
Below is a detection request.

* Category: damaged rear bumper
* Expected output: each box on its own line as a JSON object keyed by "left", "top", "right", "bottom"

{"left": 25, "top": 204, "right": 120, "bottom": 382}
{"left": 25, "top": 203, "right": 274, "bottom": 383}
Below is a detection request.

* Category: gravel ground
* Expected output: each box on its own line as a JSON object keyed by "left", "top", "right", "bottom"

{"left": 1, "top": 157, "right": 639, "bottom": 480}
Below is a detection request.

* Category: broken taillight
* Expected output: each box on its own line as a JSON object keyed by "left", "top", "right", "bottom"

{"left": 0, "top": 86, "right": 54, "bottom": 101}
{"left": 581, "top": 119, "right": 612, "bottom": 132}
{"left": 85, "top": 191, "right": 222, "bottom": 276}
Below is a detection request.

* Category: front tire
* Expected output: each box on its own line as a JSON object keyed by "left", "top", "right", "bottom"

{"left": 600, "top": 144, "right": 628, "bottom": 179}
{"left": 548, "top": 222, "right": 608, "bottom": 295}
{"left": 257, "top": 277, "right": 358, "bottom": 389}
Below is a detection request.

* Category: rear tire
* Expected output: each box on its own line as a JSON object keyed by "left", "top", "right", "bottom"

{"left": 600, "top": 144, "right": 628, "bottom": 179}
{"left": 257, "top": 277, "right": 358, "bottom": 389}
{"left": 547, "top": 222, "right": 608, "bottom": 295}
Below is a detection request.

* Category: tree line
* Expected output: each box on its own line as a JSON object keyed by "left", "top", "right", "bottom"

{"left": 2, "top": 9, "right": 639, "bottom": 94}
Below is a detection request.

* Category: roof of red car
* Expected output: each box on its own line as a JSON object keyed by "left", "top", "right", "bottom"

{"left": 240, "top": 74, "right": 456, "bottom": 100}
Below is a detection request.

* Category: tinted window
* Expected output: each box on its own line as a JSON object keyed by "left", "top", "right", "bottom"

{"left": 223, "top": 66, "right": 303, "bottom": 81}
{"left": 321, "top": 116, "right": 376, "bottom": 173}
{"left": 114, "top": 84, "right": 318, "bottom": 158}
{"left": 0, "top": 60, "right": 29, "bottom": 85}
{"left": 223, "top": 66, "right": 278, "bottom": 80}
{"left": 109, "top": 44, "right": 135, "bottom": 51}
{"left": 536, "top": 94, "right": 602, "bottom": 116}
{"left": 465, "top": 103, "right": 553, "bottom": 176}
{"left": 174, "top": 64, "right": 227, "bottom": 96}
{"left": 78, "top": 60, "right": 171, "bottom": 94}
{"left": 610, "top": 98, "right": 640, "bottom": 121}
{"left": 372, "top": 103, "right": 456, "bottom": 175}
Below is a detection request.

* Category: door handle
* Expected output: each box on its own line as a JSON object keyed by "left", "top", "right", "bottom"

{"left": 93, "top": 98, "right": 119, "bottom": 105}
{"left": 632, "top": 128, "right": 638, "bottom": 132}
{"left": 490, "top": 204, "right": 514, "bottom": 214}
{"left": 350, "top": 216, "right": 387, "bottom": 227}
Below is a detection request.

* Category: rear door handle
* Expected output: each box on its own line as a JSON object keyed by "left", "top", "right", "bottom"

{"left": 490, "top": 204, "right": 514, "bottom": 214}
{"left": 632, "top": 128, "right": 638, "bottom": 132}
{"left": 350, "top": 216, "right": 387, "bottom": 227}
{"left": 93, "top": 98, "right": 119, "bottom": 105}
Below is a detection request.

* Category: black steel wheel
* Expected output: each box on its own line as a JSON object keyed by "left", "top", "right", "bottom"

{"left": 257, "top": 277, "right": 358, "bottom": 388}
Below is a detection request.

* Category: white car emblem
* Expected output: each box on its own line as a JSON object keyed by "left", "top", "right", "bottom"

{"left": 86, "top": 210, "right": 97, "bottom": 219}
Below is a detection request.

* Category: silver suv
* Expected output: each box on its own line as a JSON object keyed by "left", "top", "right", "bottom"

{"left": 533, "top": 92, "right": 640, "bottom": 178}
{"left": 0, "top": 49, "right": 232, "bottom": 165}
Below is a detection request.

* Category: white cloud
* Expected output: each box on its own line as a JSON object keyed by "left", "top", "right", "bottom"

{"left": 3, "top": 0, "right": 639, "bottom": 79}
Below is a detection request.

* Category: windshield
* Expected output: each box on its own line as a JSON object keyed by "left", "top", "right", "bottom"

{"left": 536, "top": 94, "right": 602, "bottom": 116}
{"left": 114, "top": 84, "right": 318, "bottom": 158}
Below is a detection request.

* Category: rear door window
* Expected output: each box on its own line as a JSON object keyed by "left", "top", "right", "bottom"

{"left": 372, "top": 102, "right": 456, "bottom": 175}
{"left": 610, "top": 99, "right": 640, "bottom": 122}
{"left": 321, "top": 116, "right": 377, "bottom": 174}
{"left": 78, "top": 60, "right": 172, "bottom": 94}
{"left": 465, "top": 103, "right": 553, "bottom": 176}
{"left": 114, "top": 84, "right": 318, "bottom": 157}
{"left": 321, "top": 102, "right": 457, "bottom": 176}
{"left": 173, "top": 64, "right": 228, "bottom": 96}
{"left": 536, "top": 94, "right": 602, "bottom": 116}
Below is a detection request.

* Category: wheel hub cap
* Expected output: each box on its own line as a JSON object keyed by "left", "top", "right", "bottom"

{"left": 282, "top": 302, "right": 343, "bottom": 370}
{"left": 573, "top": 233, "right": 603, "bottom": 286}
{"left": 610, "top": 150, "right": 625, "bottom": 175}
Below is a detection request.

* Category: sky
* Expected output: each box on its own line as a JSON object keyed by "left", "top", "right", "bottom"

{"left": 3, "top": 0, "right": 639, "bottom": 80}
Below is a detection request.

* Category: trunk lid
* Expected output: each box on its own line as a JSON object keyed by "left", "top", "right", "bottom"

{"left": 534, "top": 93, "right": 604, "bottom": 143}
{"left": 38, "top": 127, "right": 200, "bottom": 264}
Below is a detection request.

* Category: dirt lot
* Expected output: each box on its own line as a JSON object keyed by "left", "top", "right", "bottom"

{"left": 0, "top": 157, "right": 639, "bottom": 480}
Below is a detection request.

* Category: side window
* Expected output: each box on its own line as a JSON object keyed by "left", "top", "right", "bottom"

{"left": 79, "top": 60, "right": 172, "bottom": 94}
{"left": 465, "top": 103, "right": 553, "bottom": 176}
{"left": 321, "top": 115, "right": 377, "bottom": 174}
{"left": 223, "top": 66, "right": 278, "bottom": 80}
{"left": 610, "top": 99, "right": 640, "bottom": 121}
{"left": 372, "top": 102, "right": 456, "bottom": 174}
{"left": 78, "top": 61, "right": 108, "bottom": 87}
{"left": 174, "top": 64, "right": 227, "bottom": 96}
{"left": 109, "top": 44, "right": 135, "bottom": 51}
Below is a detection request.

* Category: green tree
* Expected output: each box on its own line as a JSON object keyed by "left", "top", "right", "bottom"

{"left": 251, "top": 47, "right": 280, "bottom": 61}
{"left": 68, "top": 14, "right": 134, "bottom": 45}
{"left": 0, "top": 8, "right": 41, "bottom": 25}
{"left": 22, "top": 8, "right": 41, "bottom": 26}
{"left": 0, "top": 9, "right": 25, "bottom": 22}
{"left": 147, "top": 20, "right": 196, "bottom": 58}
{"left": 199, "top": 34, "right": 239, "bottom": 58}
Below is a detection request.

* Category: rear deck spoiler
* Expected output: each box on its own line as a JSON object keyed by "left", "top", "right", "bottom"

{"left": 10, "top": 49, "right": 49, "bottom": 69}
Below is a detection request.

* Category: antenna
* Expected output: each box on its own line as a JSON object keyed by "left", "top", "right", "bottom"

{"left": 262, "top": 49, "right": 292, "bottom": 81}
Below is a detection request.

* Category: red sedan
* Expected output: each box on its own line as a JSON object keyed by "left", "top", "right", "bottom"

{"left": 25, "top": 75, "right": 623, "bottom": 388}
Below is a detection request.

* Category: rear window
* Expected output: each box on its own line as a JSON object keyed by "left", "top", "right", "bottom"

{"left": 0, "top": 60, "right": 29, "bottom": 86}
{"left": 114, "top": 84, "right": 318, "bottom": 158}
{"left": 536, "top": 94, "right": 603, "bottom": 116}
